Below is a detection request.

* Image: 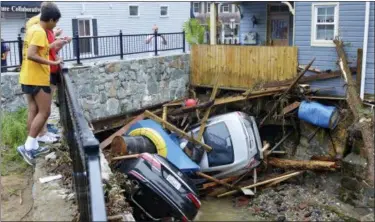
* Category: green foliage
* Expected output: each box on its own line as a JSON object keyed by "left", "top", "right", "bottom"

{"left": 0, "top": 108, "right": 29, "bottom": 175}
{"left": 183, "top": 18, "right": 205, "bottom": 45}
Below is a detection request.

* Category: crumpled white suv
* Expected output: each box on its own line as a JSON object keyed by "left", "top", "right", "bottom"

{"left": 180, "top": 111, "right": 263, "bottom": 179}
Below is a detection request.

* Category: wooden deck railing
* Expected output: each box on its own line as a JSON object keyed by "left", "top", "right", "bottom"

{"left": 190, "top": 45, "right": 298, "bottom": 90}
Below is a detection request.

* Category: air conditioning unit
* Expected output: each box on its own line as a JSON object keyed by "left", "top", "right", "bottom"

{"left": 242, "top": 32, "right": 257, "bottom": 45}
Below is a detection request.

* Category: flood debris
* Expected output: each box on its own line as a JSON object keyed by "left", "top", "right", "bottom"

{"left": 334, "top": 39, "right": 374, "bottom": 186}
{"left": 260, "top": 57, "right": 316, "bottom": 126}
{"left": 39, "top": 174, "right": 62, "bottom": 184}
{"left": 93, "top": 52, "right": 374, "bottom": 221}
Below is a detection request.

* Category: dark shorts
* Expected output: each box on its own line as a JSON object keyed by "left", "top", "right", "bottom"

{"left": 21, "top": 84, "right": 51, "bottom": 96}
{"left": 50, "top": 72, "right": 61, "bottom": 85}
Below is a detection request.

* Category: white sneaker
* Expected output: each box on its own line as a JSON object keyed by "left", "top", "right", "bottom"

{"left": 46, "top": 131, "right": 60, "bottom": 139}
{"left": 37, "top": 134, "right": 58, "bottom": 144}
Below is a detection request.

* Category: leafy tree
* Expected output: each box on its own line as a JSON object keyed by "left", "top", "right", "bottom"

{"left": 183, "top": 18, "right": 205, "bottom": 45}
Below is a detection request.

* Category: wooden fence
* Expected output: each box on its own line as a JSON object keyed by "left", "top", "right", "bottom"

{"left": 190, "top": 45, "right": 298, "bottom": 90}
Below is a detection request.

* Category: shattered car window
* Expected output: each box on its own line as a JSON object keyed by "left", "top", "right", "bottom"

{"left": 204, "top": 122, "right": 234, "bottom": 167}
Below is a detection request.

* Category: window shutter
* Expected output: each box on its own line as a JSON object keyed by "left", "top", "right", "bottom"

{"left": 92, "top": 19, "right": 98, "bottom": 55}
{"left": 229, "top": 4, "right": 232, "bottom": 12}
{"left": 220, "top": 5, "right": 223, "bottom": 13}
{"left": 72, "top": 19, "right": 78, "bottom": 57}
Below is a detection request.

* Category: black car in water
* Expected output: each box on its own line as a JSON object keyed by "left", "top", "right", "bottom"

{"left": 114, "top": 153, "right": 201, "bottom": 221}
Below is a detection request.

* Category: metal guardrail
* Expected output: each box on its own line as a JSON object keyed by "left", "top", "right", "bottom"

{"left": 1, "top": 30, "right": 185, "bottom": 69}
{"left": 57, "top": 67, "right": 107, "bottom": 221}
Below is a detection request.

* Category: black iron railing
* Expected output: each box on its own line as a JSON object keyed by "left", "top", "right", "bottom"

{"left": 57, "top": 67, "right": 107, "bottom": 221}
{"left": 1, "top": 30, "right": 185, "bottom": 70}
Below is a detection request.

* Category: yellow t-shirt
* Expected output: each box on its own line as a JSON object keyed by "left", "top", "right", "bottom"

{"left": 26, "top": 14, "right": 40, "bottom": 30}
{"left": 19, "top": 24, "right": 50, "bottom": 86}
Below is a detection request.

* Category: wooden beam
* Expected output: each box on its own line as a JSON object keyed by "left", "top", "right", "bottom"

{"left": 201, "top": 176, "right": 239, "bottom": 189}
{"left": 99, "top": 114, "right": 145, "bottom": 150}
{"left": 214, "top": 92, "right": 276, "bottom": 106}
{"left": 111, "top": 154, "right": 140, "bottom": 161}
{"left": 267, "top": 157, "right": 339, "bottom": 171}
{"left": 162, "top": 106, "right": 168, "bottom": 128}
{"left": 197, "top": 73, "right": 221, "bottom": 141}
{"left": 356, "top": 48, "right": 363, "bottom": 92}
{"left": 282, "top": 101, "right": 301, "bottom": 115}
{"left": 217, "top": 171, "right": 304, "bottom": 197}
{"left": 143, "top": 110, "right": 213, "bottom": 152}
{"left": 263, "top": 69, "right": 356, "bottom": 88}
{"left": 196, "top": 172, "right": 236, "bottom": 190}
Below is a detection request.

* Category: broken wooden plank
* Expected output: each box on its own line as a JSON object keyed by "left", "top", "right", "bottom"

{"left": 214, "top": 92, "right": 276, "bottom": 106}
{"left": 260, "top": 58, "right": 316, "bottom": 126}
{"left": 202, "top": 176, "right": 239, "bottom": 189}
{"left": 263, "top": 68, "right": 356, "bottom": 88}
{"left": 197, "top": 73, "right": 222, "bottom": 141}
{"left": 196, "top": 172, "right": 236, "bottom": 190}
{"left": 162, "top": 106, "right": 168, "bottom": 128}
{"left": 111, "top": 154, "right": 140, "bottom": 161}
{"left": 143, "top": 110, "right": 212, "bottom": 152}
{"left": 267, "top": 157, "right": 339, "bottom": 171}
{"left": 217, "top": 171, "right": 304, "bottom": 197}
{"left": 242, "top": 86, "right": 288, "bottom": 97}
{"left": 264, "top": 170, "right": 299, "bottom": 188}
{"left": 283, "top": 101, "right": 301, "bottom": 115}
{"left": 162, "top": 98, "right": 185, "bottom": 107}
{"left": 298, "top": 64, "right": 321, "bottom": 73}
{"left": 99, "top": 114, "right": 145, "bottom": 150}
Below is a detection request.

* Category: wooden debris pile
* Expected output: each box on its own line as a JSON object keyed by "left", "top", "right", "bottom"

{"left": 97, "top": 47, "right": 373, "bottom": 200}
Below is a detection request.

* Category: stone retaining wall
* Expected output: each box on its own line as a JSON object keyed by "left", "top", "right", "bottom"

{"left": 68, "top": 53, "right": 190, "bottom": 120}
{"left": 0, "top": 73, "right": 26, "bottom": 112}
{"left": 1, "top": 53, "right": 190, "bottom": 120}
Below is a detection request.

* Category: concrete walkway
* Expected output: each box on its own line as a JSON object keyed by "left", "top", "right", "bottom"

{"left": 31, "top": 103, "right": 76, "bottom": 221}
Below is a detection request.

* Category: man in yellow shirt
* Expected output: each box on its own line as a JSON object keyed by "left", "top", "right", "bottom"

{"left": 17, "top": 2, "right": 62, "bottom": 165}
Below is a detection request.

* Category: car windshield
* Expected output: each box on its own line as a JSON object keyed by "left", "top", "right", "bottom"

{"left": 203, "top": 122, "right": 234, "bottom": 167}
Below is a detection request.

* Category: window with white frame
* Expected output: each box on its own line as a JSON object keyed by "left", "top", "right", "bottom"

{"left": 129, "top": 5, "right": 139, "bottom": 16}
{"left": 206, "top": 2, "right": 211, "bottom": 13}
{"left": 221, "top": 3, "right": 230, "bottom": 13}
{"left": 311, "top": 3, "right": 339, "bottom": 46}
{"left": 78, "top": 19, "right": 92, "bottom": 54}
{"left": 160, "top": 6, "right": 168, "bottom": 17}
{"left": 193, "top": 2, "right": 200, "bottom": 13}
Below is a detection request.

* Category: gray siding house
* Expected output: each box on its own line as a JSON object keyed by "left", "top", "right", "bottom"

{"left": 238, "top": 1, "right": 374, "bottom": 99}
{"left": 1, "top": 1, "right": 190, "bottom": 67}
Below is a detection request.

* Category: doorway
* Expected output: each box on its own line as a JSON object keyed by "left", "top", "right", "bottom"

{"left": 267, "top": 3, "right": 292, "bottom": 46}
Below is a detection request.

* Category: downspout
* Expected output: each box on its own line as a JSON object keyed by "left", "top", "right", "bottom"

{"left": 360, "top": 2, "right": 370, "bottom": 100}
{"left": 293, "top": 8, "right": 295, "bottom": 45}
{"left": 282, "top": 2, "right": 295, "bottom": 45}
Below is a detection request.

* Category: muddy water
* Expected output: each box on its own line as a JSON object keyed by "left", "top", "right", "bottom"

{"left": 195, "top": 197, "right": 261, "bottom": 221}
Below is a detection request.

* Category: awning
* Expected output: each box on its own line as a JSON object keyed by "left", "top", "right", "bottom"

{"left": 1, "top": 1, "right": 42, "bottom": 13}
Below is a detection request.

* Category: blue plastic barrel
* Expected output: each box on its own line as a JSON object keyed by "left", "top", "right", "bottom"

{"left": 298, "top": 101, "right": 339, "bottom": 129}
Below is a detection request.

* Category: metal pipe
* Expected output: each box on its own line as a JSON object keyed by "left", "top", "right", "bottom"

{"left": 360, "top": 2, "right": 370, "bottom": 100}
